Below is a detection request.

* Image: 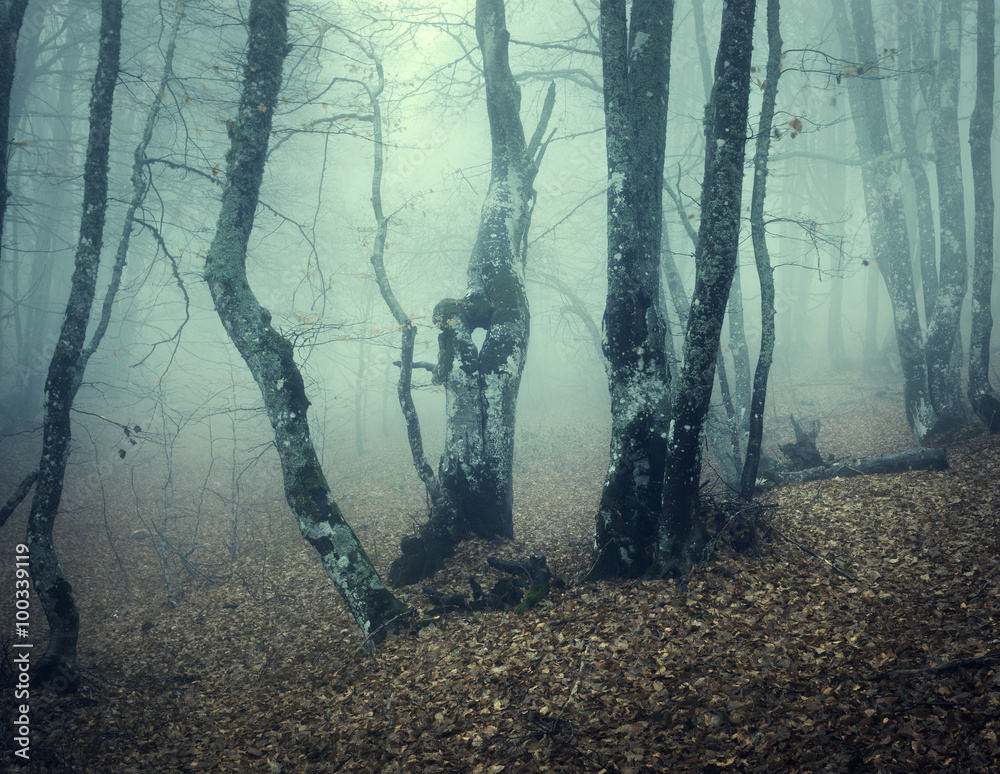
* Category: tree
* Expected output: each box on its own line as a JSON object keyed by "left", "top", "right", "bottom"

{"left": 739, "top": 0, "right": 782, "bottom": 500}
{"left": 967, "top": 0, "right": 1000, "bottom": 432}
{"left": 587, "top": 0, "right": 674, "bottom": 580}
{"left": 26, "top": 0, "right": 122, "bottom": 693}
{"left": 0, "top": 0, "right": 29, "bottom": 262}
{"left": 383, "top": 0, "right": 554, "bottom": 584}
{"left": 919, "top": 0, "right": 971, "bottom": 426}
{"left": 202, "top": 0, "right": 408, "bottom": 642}
{"left": 653, "top": 0, "right": 757, "bottom": 577}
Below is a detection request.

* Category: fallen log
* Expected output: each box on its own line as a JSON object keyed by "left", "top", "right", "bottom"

{"left": 771, "top": 446, "right": 948, "bottom": 486}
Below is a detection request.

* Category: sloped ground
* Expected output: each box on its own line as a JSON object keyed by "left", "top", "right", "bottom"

{"left": 1, "top": 366, "right": 998, "bottom": 773}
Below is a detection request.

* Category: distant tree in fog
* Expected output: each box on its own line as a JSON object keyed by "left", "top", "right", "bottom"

{"left": 833, "top": 0, "right": 937, "bottom": 443}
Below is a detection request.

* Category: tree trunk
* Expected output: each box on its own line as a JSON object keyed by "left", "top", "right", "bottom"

{"left": 894, "top": 2, "right": 937, "bottom": 323}
{"left": 203, "top": 0, "right": 407, "bottom": 643}
{"left": 835, "top": 0, "right": 937, "bottom": 443}
{"left": 771, "top": 446, "right": 947, "bottom": 485}
{"left": 588, "top": 0, "right": 674, "bottom": 580}
{"left": 26, "top": 0, "right": 121, "bottom": 693}
{"left": 968, "top": 0, "right": 1000, "bottom": 432}
{"left": 0, "top": 0, "right": 29, "bottom": 263}
{"left": 364, "top": 49, "right": 463, "bottom": 586}
{"left": 429, "top": 0, "right": 552, "bottom": 543}
{"left": 740, "top": 0, "right": 781, "bottom": 500}
{"left": 919, "top": 0, "right": 971, "bottom": 426}
{"left": 653, "top": 0, "right": 756, "bottom": 577}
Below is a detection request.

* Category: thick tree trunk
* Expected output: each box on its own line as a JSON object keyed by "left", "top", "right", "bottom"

{"left": 588, "top": 0, "right": 674, "bottom": 580}
{"left": 740, "top": 0, "right": 781, "bottom": 500}
{"left": 835, "top": 0, "right": 937, "bottom": 443}
{"left": 919, "top": 0, "right": 971, "bottom": 426}
{"left": 771, "top": 447, "right": 947, "bottom": 485}
{"left": 203, "top": 0, "right": 407, "bottom": 643}
{"left": 653, "top": 0, "right": 756, "bottom": 577}
{"left": 968, "top": 0, "right": 1000, "bottom": 432}
{"left": 26, "top": 0, "right": 121, "bottom": 693}
{"left": 430, "top": 0, "right": 552, "bottom": 543}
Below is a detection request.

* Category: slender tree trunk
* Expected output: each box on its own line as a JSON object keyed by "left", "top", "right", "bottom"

{"left": 920, "top": 0, "right": 971, "bottom": 426}
{"left": 654, "top": 0, "right": 756, "bottom": 576}
{"left": 740, "top": 0, "right": 781, "bottom": 500}
{"left": 588, "top": 0, "right": 674, "bottom": 580}
{"left": 203, "top": 0, "right": 407, "bottom": 642}
{"left": 26, "top": 0, "right": 121, "bottom": 693}
{"left": 0, "top": 0, "right": 29, "bottom": 262}
{"left": 895, "top": 2, "right": 937, "bottom": 323}
{"left": 364, "top": 49, "right": 462, "bottom": 585}
{"left": 968, "top": 0, "right": 1000, "bottom": 432}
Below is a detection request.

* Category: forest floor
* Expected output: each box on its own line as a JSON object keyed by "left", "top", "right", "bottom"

{"left": 1, "top": 360, "right": 999, "bottom": 773}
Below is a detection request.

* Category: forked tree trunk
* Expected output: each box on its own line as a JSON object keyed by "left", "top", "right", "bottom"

{"left": 203, "top": 0, "right": 407, "bottom": 642}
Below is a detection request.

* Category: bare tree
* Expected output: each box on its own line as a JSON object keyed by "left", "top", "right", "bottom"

{"left": 587, "top": 0, "right": 674, "bottom": 580}
{"left": 26, "top": 0, "right": 122, "bottom": 693}
{"left": 202, "top": 0, "right": 408, "bottom": 642}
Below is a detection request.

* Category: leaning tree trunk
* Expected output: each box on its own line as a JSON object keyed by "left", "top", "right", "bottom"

{"left": 653, "top": 0, "right": 756, "bottom": 577}
{"left": 834, "top": 0, "right": 937, "bottom": 443}
{"left": 968, "top": 0, "right": 1000, "bottom": 432}
{"left": 428, "top": 0, "right": 552, "bottom": 543}
{"left": 203, "top": 0, "right": 407, "bottom": 643}
{"left": 739, "top": 0, "right": 781, "bottom": 501}
{"left": 26, "top": 0, "right": 121, "bottom": 693}
{"left": 587, "top": 0, "right": 674, "bottom": 580}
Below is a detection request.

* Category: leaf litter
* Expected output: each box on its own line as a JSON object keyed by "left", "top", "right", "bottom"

{"left": 0, "top": 373, "right": 998, "bottom": 772}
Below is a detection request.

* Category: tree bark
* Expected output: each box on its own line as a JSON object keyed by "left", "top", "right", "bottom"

{"left": 203, "top": 0, "right": 407, "bottom": 643}
{"left": 894, "top": 2, "right": 937, "bottom": 324}
{"left": 740, "top": 0, "right": 781, "bottom": 500}
{"left": 770, "top": 447, "right": 947, "bottom": 485}
{"left": 588, "top": 0, "right": 674, "bottom": 579}
{"left": 26, "top": 0, "right": 121, "bottom": 693}
{"left": 968, "top": 0, "right": 1000, "bottom": 432}
{"left": 919, "top": 0, "right": 971, "bottom": 426}
{"left": 432, "top": 0, "right": 553, "bottom": 542}
{"left": 653, "top": 0, "right": 756, "bottom": 577}
{"left": 0, "top": 0, "right": 29, "bottom": 263}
